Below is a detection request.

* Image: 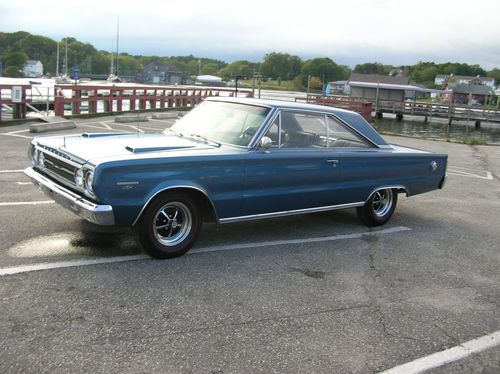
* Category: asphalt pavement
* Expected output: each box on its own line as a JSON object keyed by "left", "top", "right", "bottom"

{"left": 0, "top": 114, "right": 499, "bottom": 373}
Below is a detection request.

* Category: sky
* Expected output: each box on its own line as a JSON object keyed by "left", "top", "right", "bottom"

{"left": 1, "top": 0, "right": 499, "bottom": 69}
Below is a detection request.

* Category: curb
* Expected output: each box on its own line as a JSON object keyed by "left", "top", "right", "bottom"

{"left": 29, "top": 121, "right": 77, "bottom": 133}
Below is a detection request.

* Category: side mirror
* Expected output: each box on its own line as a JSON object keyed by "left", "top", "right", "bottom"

{"left": 260, "top": 136, "right": 272, "bottom": 150}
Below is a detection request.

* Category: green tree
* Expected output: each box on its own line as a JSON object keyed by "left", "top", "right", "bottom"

{"left": 487, "top": 68, "right": 500, "bottom": 82}
{"left": 2, "top": 48, "right": 28, "bottom": 76}
{"left": 261, "top": 52, "right": 303, "bottom": 80}
{"left": 301, "top": 57, "right": 349, "bottom": 85}
{"left": 353, "top": 62, "right": 386, "bottom": 75}
{"left": 218, "top": 60, "right": 256, "bottom": 80}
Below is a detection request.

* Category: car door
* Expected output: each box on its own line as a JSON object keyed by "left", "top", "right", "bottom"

{"left": 325, "top": 114, "right": 395, "bottom": 203}
{"left": 241, "top": 110, "right": 343, "bottom": 216}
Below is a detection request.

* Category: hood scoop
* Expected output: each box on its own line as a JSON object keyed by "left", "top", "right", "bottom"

{"left": 125, "top": 145, "right": 195, "bottom": 154}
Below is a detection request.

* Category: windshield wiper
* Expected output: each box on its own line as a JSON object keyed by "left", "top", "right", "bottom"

{"left": 189, "top": 133, "right": 221, "bottom": 147}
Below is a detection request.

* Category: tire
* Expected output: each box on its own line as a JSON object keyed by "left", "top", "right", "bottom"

{"left": 134, "top": 192, "right": 201, "bottom": 259}
{"left": 357, "top": 188, "right": 398, "bottom": 227}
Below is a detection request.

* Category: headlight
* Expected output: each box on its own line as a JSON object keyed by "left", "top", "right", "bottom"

{"left": 85, "top": 170, "right": 94, "bottom": 194}
{"left": 74, "top": 169, "right": 84, "bottom": 187}
{"left": 32, "top": 148, "right": 39, "bottom": 166}
{"left": 38, "top": 152, "right": 45, "bottom": 168}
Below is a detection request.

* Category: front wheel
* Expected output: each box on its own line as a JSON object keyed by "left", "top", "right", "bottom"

{"left": 134, "top": 192, "right": 201, "bottom": 259}
{"left": 357, "top": 188, "right": 398, "bottom": 226}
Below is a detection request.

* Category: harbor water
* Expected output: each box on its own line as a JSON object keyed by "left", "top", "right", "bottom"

{"left": 373, "top": 114, "right": 500, "bottom": 145}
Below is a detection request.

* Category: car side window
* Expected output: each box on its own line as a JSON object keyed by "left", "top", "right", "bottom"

{"left": 327, "top": 116, "right": 372, "bottom": 148}
{"left": 279, "top": 111, "right": 327, "bottom": 148}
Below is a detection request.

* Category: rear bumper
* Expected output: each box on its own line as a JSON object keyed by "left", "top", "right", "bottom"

{"left": 439, "top": 175, "right": 447, "bottom": 189}
{"left": 24, "top": 167, "right": 115, "bottom": 225}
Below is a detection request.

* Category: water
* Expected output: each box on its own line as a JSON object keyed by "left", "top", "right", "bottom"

{"left": 373, "top": 115, "right": 500, "bottom": 145}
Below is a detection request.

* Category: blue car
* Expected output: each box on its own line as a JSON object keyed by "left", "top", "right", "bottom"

{"left": 25, "top": 98, "right": 447, "bottom": 258}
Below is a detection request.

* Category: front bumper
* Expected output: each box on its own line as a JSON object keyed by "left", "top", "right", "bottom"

{"left": 24, "top": 167, "right": 115, "bottom": 225}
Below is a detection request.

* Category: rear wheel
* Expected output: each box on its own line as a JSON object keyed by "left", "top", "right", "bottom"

{"left": 134, "top": 192, "right": 201, "bottom": 259}
{"left": 357, "top": 188, "right": 398, "bottom": 226}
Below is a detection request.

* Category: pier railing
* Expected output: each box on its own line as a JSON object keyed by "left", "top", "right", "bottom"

{"left": 0, "top": 84, "right": 31, "bottom": 121}
{"left": 54, "top": 85, "right": 254, "bottom": 116}
{"left": 295, "top": 95, "right": 373, "bottom": 121}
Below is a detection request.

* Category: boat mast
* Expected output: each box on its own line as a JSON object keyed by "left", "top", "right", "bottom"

{"left": 115, "top": 17, "right": 120, "bottom": 76}
{"left": 110, "top": 40, "right": 114, "bottom": 75}
{"left": 64, "top": 39, "right": 68, "bottom": 76}
{"left": 56, "top": 41, "right": 60, "bottom": 77}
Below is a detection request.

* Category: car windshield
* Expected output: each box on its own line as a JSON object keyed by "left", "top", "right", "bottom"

{"left": 168, "top": 101, "right": 271, "bottom": 147}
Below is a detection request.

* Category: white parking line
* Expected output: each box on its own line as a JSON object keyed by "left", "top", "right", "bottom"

{"left": 0, "top": 169, "right": 25, "bottom": 173}
{"left": 0, "top": 132, "right": 32, "bottom": 139}
{"left": 447, "top": 167, "right": 494, "bottom": 180}
{"left": 7, "top": 129, "right": 30, "bottom": 134}
{"left": 0, "top": 201, "right": 54, "bottom": 206}
{"left": 0, "top": 226, "right": 411, "bottom": 276}
{"left": 379, "top": 330, "right": 500, "bottom": 374}
{"left": 78, "top": 123, "right": 122, "bottom": 132}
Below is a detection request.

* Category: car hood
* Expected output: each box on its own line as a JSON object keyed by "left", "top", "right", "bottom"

{"left": 35, "top": 132, "right": 224, "bottom": 165}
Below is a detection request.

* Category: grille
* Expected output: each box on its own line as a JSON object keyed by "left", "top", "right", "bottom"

{"left": 37, "top": 147, "right": 81, "bottom": 189}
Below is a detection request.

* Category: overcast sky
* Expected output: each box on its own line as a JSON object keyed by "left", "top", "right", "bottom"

{"left": 1, "top": 0, "right": 499, "bottom": 69}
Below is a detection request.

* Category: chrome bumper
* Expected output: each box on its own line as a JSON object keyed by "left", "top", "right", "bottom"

{"left": 24, "top": 167, "right": 115, "bottom": 225}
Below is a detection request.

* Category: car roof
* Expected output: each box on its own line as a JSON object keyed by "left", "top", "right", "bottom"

{"left": 205, "top": 96, "right": 353, "bottom": 115}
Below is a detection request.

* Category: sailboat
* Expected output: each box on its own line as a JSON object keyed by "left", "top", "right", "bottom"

{"left": 107, "top": 17, "right": 122, "bottom": 83}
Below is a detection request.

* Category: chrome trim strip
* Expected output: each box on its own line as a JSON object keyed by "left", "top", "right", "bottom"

{"left": 24, "top": 167, "right": 114, "bottom": 226}
{"left": 116, "top": 181, "right": 139, "bottom": 186}
{"left": 132, "top": 185, "right": 218, "bottom": 226}
{"left": 366, "top": 185, "right": 409, "bottom": 201}
{"left": 35, "top": 145, "right": 83, "bottom": 168}
{"left": 219, "top": 202, "right": 365, "bottom": 224}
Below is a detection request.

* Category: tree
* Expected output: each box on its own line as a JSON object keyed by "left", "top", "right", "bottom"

{"left": 487, "top": 68, "right": 500, "bottom": 81}
{"left": 301, "top": 57, "right": 349, "bottom": 85}
{"left": 261, "top": 52, "right": 303, "bottom": 80}
{"left": 218, "top": 60, "right": 256, "bottom": 80}
{"left": 353, "top": 62, "right": 386, "bottom": 75}
{"left": 2, "top": 48, "right": 28, "bottom": 77}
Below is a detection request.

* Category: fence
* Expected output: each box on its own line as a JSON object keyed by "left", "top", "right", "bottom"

{"left": 0, "top": 84, "right": 31, "bottom": 121}
{"left": 54, "top": 85, "right": 254, "bottom": 116}
{"left": 295, "top": 95, "right": 373, "bottom": 121}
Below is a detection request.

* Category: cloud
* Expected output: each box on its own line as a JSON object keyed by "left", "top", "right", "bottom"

{"left": 1, "top": 0, "right": 499, "bottom": 68}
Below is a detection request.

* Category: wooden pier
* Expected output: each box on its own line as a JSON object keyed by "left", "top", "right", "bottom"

{"left": 54, "top": 85, "right": 254, "bottom": 116}
{"left": 375, "top": 99, "right": 500, "bottom": 125}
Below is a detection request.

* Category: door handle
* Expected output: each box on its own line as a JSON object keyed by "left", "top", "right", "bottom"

{"left": 326, "top": 159, "right": 339, "bottom": 167}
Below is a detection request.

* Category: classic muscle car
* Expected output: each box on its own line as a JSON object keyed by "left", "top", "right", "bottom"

{"left": 25, "top": 98, "right": 447, "bottom": 258}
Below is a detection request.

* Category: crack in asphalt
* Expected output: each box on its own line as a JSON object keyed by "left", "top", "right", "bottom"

{"left": 471, "top": 145, "right": 499, "bottom": 181}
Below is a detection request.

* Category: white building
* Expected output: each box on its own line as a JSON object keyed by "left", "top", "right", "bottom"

{"left": 23, "top": 60, "right": 43, "bottom": 78}
{"left": 435, "top": 74, "right": 495, "bottom": 88}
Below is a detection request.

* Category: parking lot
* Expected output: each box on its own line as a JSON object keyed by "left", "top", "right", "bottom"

{"left": 1, "top": 114, "right": 499, "bottom": 373}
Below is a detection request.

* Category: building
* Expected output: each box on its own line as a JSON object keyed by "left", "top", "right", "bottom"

{"left": 449, "top": 83, "right": 495, "bottom": 105}
{"left": 23, "top": 60, "right": 43, "bottom": 78}
{"left": 135, "top": 61, "right": 183, "bottom": 85}
{"left": 435, "top": 74, "right": 496, "bottom": 88}
{"left": 348, "top": 73, "right": 410, "bottom": 105}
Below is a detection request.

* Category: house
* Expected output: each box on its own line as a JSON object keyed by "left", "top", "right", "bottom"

{"left": 23, "top": 60, "right": 43, "bottom": 78}
{"left": 449, "top": 83, "right": 495, "bottom": 105}
{"left": 348, "top": 73, "right": 409, "bottom": 106}
{"left": 135, "top": 61, "right": 183, "bottom": 85}
{"left": 435, "top": 74, "right": 495, "bottom": 88}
